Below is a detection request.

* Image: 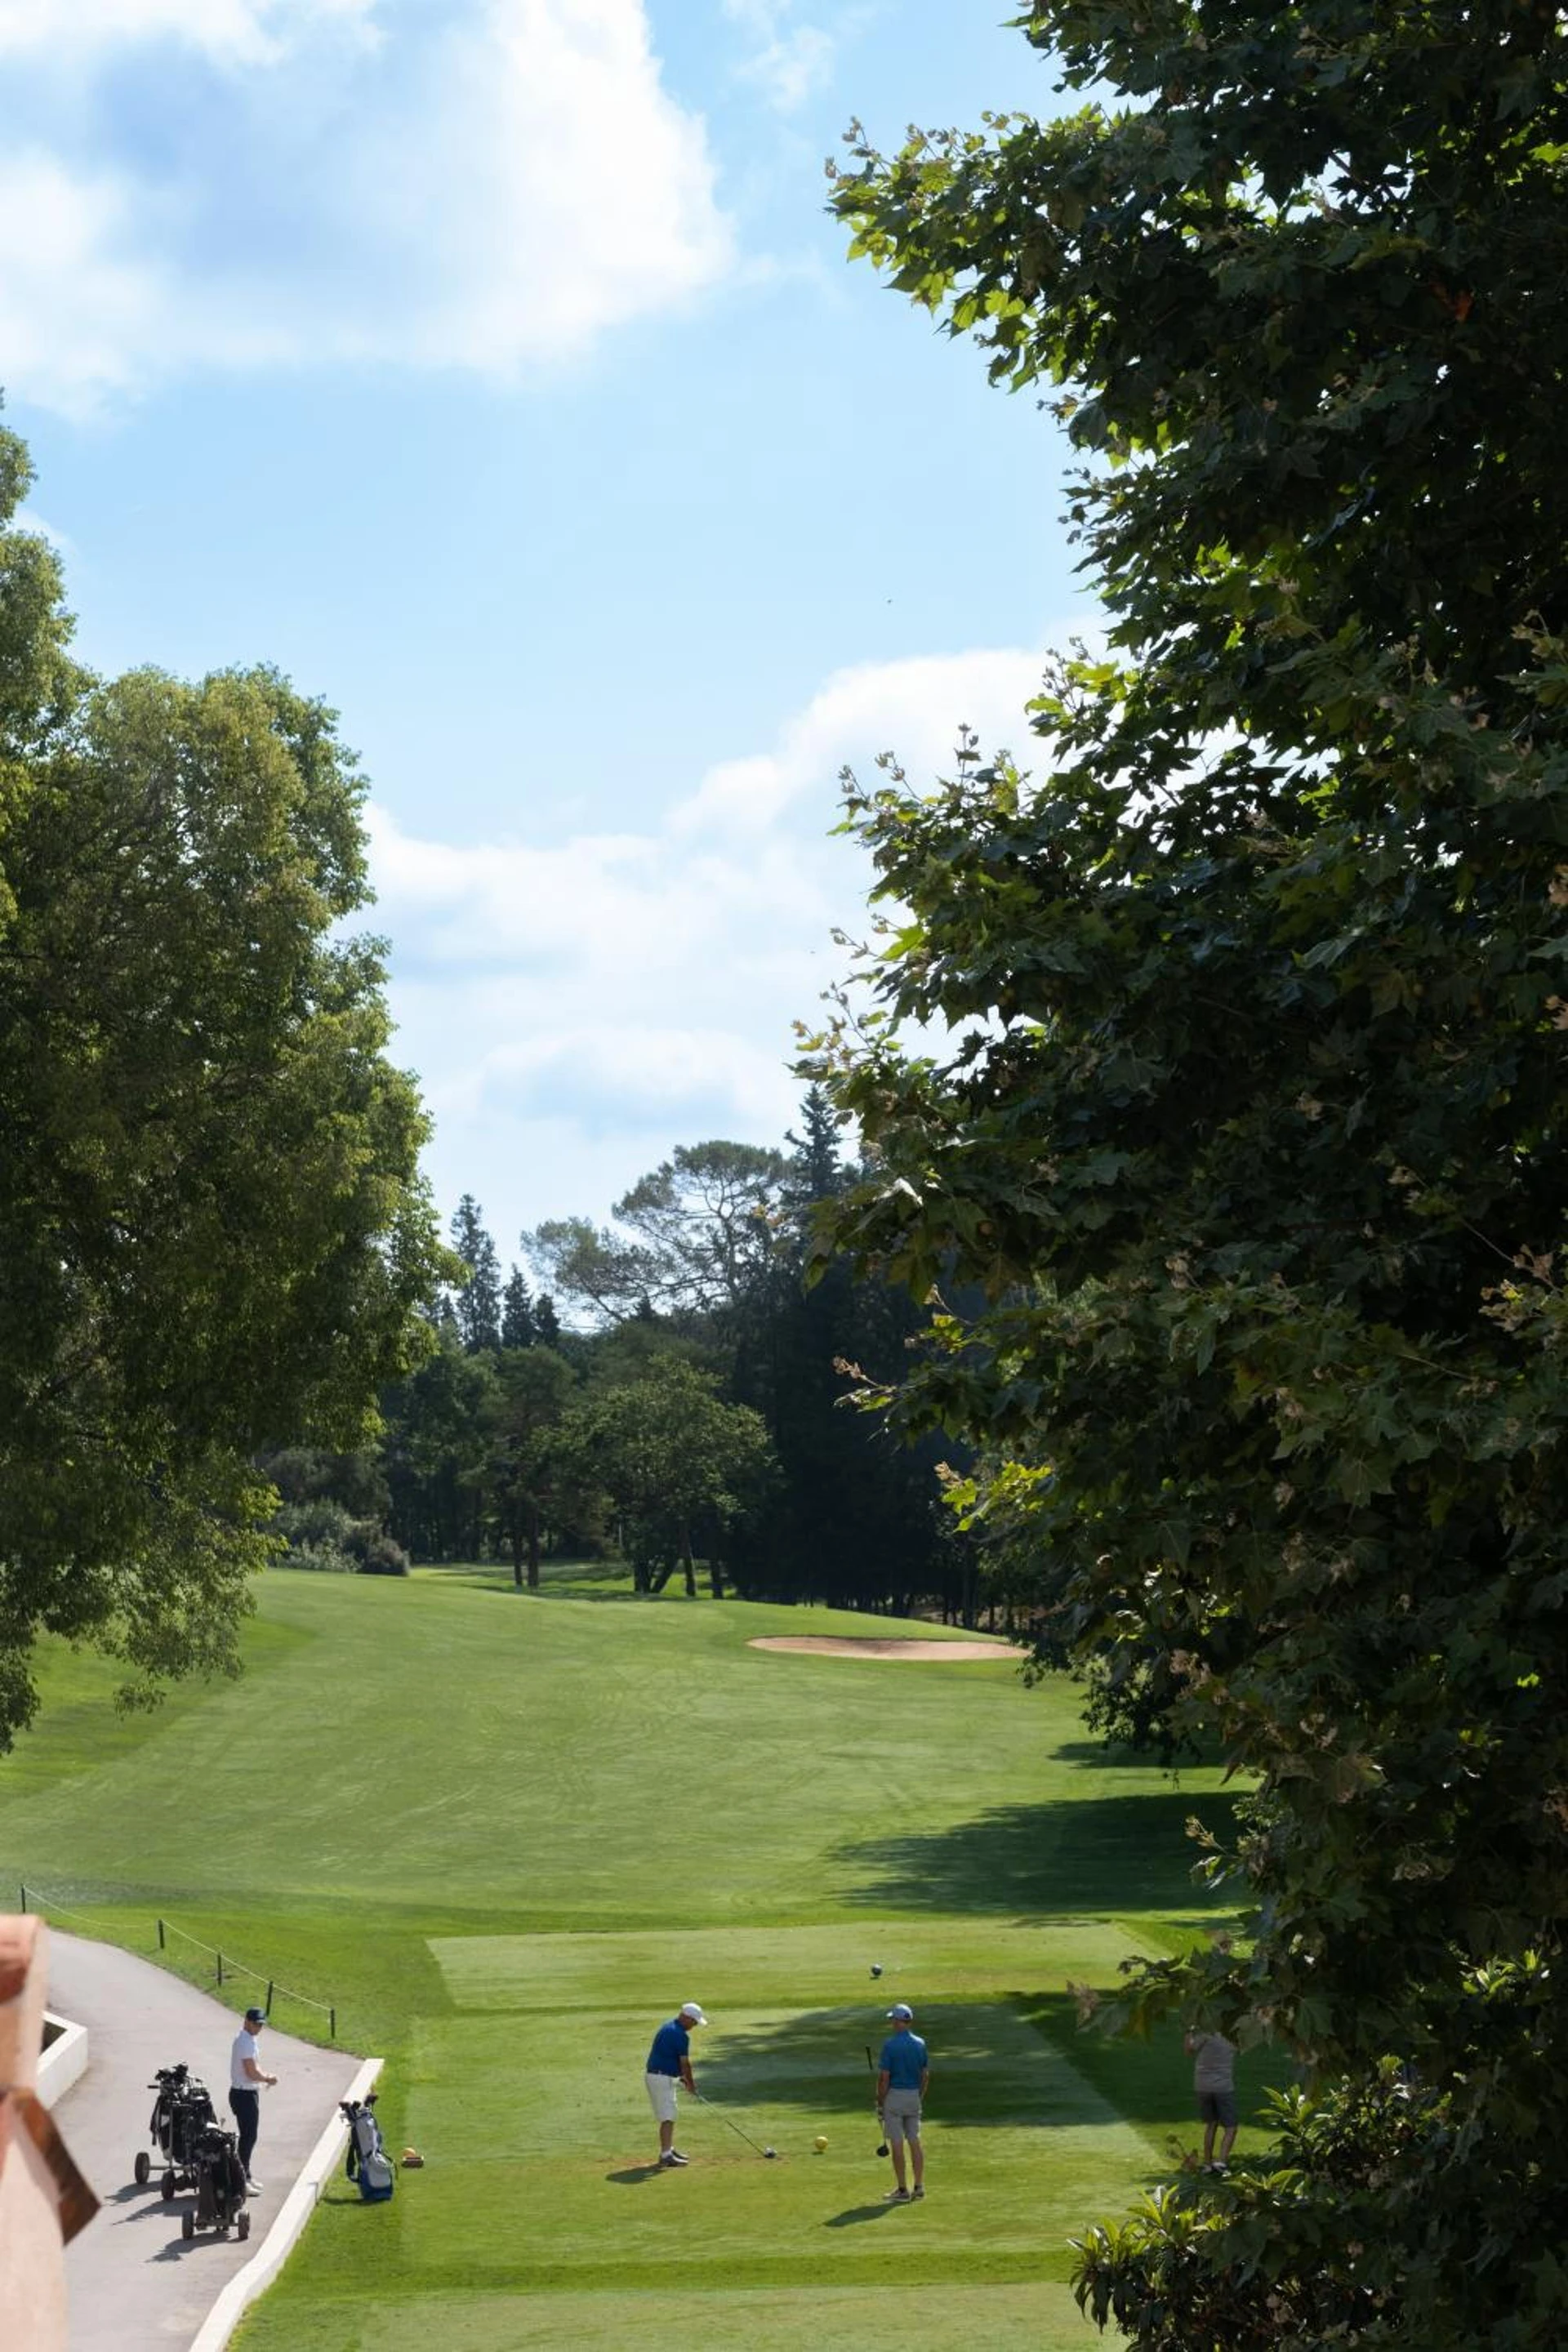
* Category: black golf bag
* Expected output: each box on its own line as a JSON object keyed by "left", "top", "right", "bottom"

{"left": 341, "top": 2093, "right": 395, "bottom": 2203}
{"left": 136, "top": 2064, "right": 216, "bottom": 2194}
{"left": 181, "top": 2118, "right": 251, "bottom": 2243}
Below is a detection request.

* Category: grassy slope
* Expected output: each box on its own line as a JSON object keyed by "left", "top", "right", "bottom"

{"left": 0, "top": 1568, "right": 1261, "bottom": 2350}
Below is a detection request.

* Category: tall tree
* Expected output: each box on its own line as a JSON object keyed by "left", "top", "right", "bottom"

{"left": 527, "top": 1141, "right": 790, "bottom": 1330}
{"left": 782, "top": 1084, "right": 844, "bottom": 1214}
{"left": 0, "top": 447, "right": 448, "bottom": 1741}
{"left": 522, "top": 1216, "right": 655, "bottom": 1326}
{"left": 381, "top": 1332, "right": 497, "bottom": 1562}
{"left": 450, "top": 1196, "right": 502, "bottom": 1354}
{"left": 820, "top": 7, "right": 1568, "bottom": 2342}
{"left": 484, "top": 1346, "right": 576, "bottom": 1587}
{"left": 500, "top": 1265, "right": 537, "bottom": 1349}
{"left": 728, "top": 1090, "right": 968, "bottom": 1615}
{"left": 613, "top": 1141, "right": 791, "bottom": 1321}
{"left": 557, "top": 1361, "right": 776, "bottom": 1597}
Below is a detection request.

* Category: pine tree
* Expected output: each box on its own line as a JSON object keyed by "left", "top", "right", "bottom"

{"left": 450, "top": 1196, "right": 502, "bottom": 1353}
{"left": 500, "top": 1266, "right": 537, "bottom": 1349}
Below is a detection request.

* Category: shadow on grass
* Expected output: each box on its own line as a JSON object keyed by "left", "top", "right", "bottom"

{"left": 824, "top": 2202, "right": 900, "bottom": 2228}
{"left": 835, "top": 1793, "right": 1243, "bottom": 1917}
{"left": 702, "top": 1990, "right": 1287, "bottom": 2145}
{"left": 705, "top": 2004, "right": 1094, "bottom": 2132}
{"left": 1049, "top": 1740, "right": 1226, "bottom": 1771}
{"left": 605, "top": 2164, "right": 666, "bottom": 2185}
{"left": 413, "top": 1559, "right": 685, "bottom": 1605}
{"left": 1018, "top": 1991, "right": 1293, "bottom": 2142}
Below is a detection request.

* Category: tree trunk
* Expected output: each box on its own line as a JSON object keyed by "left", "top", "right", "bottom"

{"left": 527, "top": 1503, "right": 541, "bottom": 1591}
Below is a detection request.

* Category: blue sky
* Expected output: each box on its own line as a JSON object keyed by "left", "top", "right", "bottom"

{"left": 2, "top": 0, "right": 1094, "bottom": 1272}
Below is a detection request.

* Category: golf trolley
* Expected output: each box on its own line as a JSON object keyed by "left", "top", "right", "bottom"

{"left": 135, "top": 2063, "right": 217, "bottom": 2198}
{"left": 179, "top": 2117, "right": 252, "bottom": 2243}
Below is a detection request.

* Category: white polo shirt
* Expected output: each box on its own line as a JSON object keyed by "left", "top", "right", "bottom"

{"left": 230, "top": 2028, "right": 260, "bottom": 2090}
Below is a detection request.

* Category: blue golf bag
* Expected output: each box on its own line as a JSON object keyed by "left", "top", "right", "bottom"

{"left": 341, "top": 2092, "right": 395, "bottom": 2203}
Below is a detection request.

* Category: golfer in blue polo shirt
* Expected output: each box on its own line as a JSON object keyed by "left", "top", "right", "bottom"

{"left": 876, "top": 2003, "right": 929, "bottom": 2202}
{"left": 645, "top": 2001, "right": 706, "bottom": 2168}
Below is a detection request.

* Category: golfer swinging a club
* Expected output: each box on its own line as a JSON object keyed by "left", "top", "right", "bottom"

{"left": 645, "top": 2001, "right": 706, "bottom": 2168}
{"left": 877, "top": 2002, "right": 929, "bottom": 2202}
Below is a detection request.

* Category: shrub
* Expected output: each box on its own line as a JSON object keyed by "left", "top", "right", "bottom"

{"left": 353, "top": 1530, "right": 410, "bottom": 1578}
{"left": 273, "top": 1499, "right": 358, "bottom": 1555}
{"left": 287, "top": 1540, "right": 358, "bottom": 1575}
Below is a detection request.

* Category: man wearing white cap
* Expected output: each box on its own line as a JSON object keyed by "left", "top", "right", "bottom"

{"left": 644, "top": 2001, "right": 707, "bottom": 2168}
{"left": 876, "top": 2003, "right": 929, "bottom": 2202}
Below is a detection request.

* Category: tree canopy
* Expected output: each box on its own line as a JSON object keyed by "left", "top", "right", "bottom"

{"left": 557, "top": 1358, "right": 776, "bottom": 1597}
{"left": 0, "top": 428, "right": 448, "bottom": 1744}
{"left": 526, "top": 1139, "right": 790, "bottom": 1329}
{"left": 817, "top": 4, "right": 1568, "bottom": 2341}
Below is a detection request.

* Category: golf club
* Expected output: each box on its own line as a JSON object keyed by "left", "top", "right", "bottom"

{"left": 865, "top": 2047, "right": 889, "bottom": 2158}
{"left": 693, "top": 2087, "right": 777, "bottom": 2160}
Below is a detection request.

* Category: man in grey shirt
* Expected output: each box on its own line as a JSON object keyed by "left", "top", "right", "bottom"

{"left": 1184, "top": 2029, "right": 1237, "bottom": 2173}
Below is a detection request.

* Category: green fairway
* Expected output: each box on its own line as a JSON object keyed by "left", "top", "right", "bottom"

{"left": 0, "top": 1569, "right": 1267, "bottom": 2349}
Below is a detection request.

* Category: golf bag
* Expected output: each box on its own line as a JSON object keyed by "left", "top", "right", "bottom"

{"left": 181, "top": 2119, "right": 250, "bottom": 2243}
{"left": 137, "top": 2064, "right": 216, "bottom": 2193}
{"left": 341, "top": 2093, "right": 395, "bottom": 2203}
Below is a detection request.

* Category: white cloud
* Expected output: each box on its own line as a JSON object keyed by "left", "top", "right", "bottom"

{"left": 722, "top": 0, "right": 834, "bottom": 112}
{"left": 12, "top": 504, "right": 74, "bottom": 553}
{"left": 0, "top": 0, "right": 376, "bottom": 64}
{"left": 368, "top": 636, "right": 1058, "bottom": 1243}
{"left": 671, "top": 644, "right": 1049, "bottom": 837}
{"left": 0, "top": 0, "right": 732, "bottom": 413}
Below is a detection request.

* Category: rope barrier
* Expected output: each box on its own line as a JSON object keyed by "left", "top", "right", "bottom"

{"left": 19, "top": 1884, "right": 336, "bottom": 2041}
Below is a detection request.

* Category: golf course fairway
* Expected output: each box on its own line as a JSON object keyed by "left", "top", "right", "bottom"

{"left": 0, "top": 1566, "right": 1258, "bottom": 2350}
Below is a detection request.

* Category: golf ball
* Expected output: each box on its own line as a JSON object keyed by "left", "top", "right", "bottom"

{"left": 814, "top": 2135, "right": 828, "bottom": 2152}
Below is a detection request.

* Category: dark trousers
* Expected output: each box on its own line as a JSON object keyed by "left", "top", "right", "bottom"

{"left": 229, "top": 2087, "right": 260, "bottom": 2174}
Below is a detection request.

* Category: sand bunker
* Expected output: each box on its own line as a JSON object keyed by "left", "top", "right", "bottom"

{"left": 748, "top": 1635, "right": 1028, "bottom": 1662}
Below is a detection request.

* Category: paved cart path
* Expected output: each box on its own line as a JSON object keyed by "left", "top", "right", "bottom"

{"left": 50, "top": 1931, "right": 363, "bottom": 2351}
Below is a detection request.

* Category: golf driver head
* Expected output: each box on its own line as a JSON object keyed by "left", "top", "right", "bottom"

{"left": 764, "top": 2145, "right": 777, "bottom": 2159}
{"left": 876, "top": 2139, "right": 889, "bottom": 2158}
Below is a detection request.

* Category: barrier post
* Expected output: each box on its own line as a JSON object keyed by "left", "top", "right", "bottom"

{"left": 157, "top": 1919, "right": 166, "bottom": 1950}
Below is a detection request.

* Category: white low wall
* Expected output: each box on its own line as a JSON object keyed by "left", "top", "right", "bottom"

{"left": 37, "top": 2011, "right": 88, "bottom": 2109}
{"left": 187, "top": 2056, "right": 383, "bottom": 2352}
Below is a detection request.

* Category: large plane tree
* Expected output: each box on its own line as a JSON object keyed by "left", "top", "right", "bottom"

{"left": 814, "top": 4, "right": 1568, "bottom": 2341}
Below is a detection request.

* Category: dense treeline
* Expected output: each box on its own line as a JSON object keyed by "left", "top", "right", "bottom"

{"left": 266, "top": 1090, "right": 988, "bottom": 1619}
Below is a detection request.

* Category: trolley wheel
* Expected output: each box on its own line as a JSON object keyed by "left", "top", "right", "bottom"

{"left": 181, "top": 2210, "right": 195, "bottom": 2242}
{"left": 237, "top": 2210, "right": 251, "bottom": 2243}
{"left": 135, "top": 2151, "right": 151, "bottom": 2186}
{"left": 162, "top": 2172, "right": 176, "bottom": 2201}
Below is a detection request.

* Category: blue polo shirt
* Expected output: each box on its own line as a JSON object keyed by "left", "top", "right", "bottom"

{"left": 647, "top": 2019, "right": 690, "bottom": 2075}
{"left": 879, "top": 2029, "right": 928, "bottom": 2091}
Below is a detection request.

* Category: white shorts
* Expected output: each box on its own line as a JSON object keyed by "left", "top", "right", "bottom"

{"left": 646, "top": 2072, "right": 679, "bottom": 2125}
{"left": 883, "top": 2087, "right": 921, "bottom": 2145}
